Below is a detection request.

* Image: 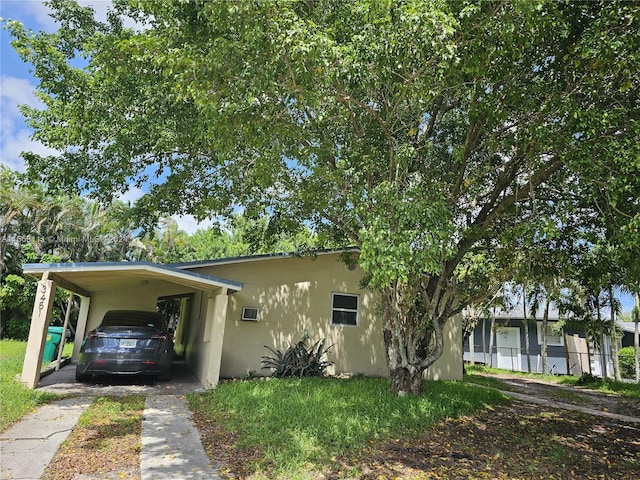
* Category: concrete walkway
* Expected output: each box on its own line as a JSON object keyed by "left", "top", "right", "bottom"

{"left": 500, "top": 389, "right": 640, "bottom": 424}
{"left": 0, "top": 361, "right": 218, "bottom": 479}
{"left": 0, "top": 395, "right": 221, "bottom": 480}
{"left": 141, "top": 395, "right": 221, "bottom": 480}
{"left": 0, "top": 397, "right": 92, "bottom": 479}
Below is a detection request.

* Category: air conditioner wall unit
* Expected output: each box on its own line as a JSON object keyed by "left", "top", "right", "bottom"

{"left": 241, "top": 306, "right": 259, "bottom": 322}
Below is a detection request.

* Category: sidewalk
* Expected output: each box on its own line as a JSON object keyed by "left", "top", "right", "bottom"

{"left": 500, "top": 389, "right": 640, "bottom": 424}
{"left": 0, "top": 397, "right": 92, "bottom": 479}
{"left": 482, "top": 372, "right": 640, "bottom": 423}
{"left": 141, "top": 395, "right": 221, "bottom": 480}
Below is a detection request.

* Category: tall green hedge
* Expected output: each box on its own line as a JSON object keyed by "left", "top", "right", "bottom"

{"left": 618, "top": 347, "right": 638, "bottom": 379}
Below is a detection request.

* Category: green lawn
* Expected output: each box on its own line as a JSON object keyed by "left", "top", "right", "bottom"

{"left": 0, "top": 339, "right": 70, "bottom": 432}
{"left": 188, "top": 376, "right": 509, "bottom": 478}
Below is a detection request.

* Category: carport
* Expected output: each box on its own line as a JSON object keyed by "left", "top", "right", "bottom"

{"left": 20, "top": 262, "right": 242, "bottom": 389}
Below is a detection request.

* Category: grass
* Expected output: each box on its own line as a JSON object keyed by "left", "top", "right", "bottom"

{"left": 42, "top": 395, "right": 144, "bottom": 480}
{"left": 0, "top": 339, "right": 72, "bottom": 432}
{"left": 465, "top": 364, "right": 640, "bottom": 398}
{"left": 188, "top": 376, "right": 509, "bottom": 478}
{"left": 465, "top": 364, "right": 567, "bottom": 383}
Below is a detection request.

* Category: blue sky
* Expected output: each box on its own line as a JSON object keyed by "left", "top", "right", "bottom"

{"left": 0, "top": 0, "right": 212, "bottom": 233}
{"left": 1, "top": 1, "right": 57, "bottom": 172}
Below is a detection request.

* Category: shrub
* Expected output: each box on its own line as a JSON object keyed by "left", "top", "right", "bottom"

{"left": 261, "top": 336, "right": 334, "bottom": 378}
{"left": 576, "top": 372, "right": 602, "bottom": 386}
{"left": 618, "top": 346, "right": 637, "bottom": 379}
{"left": 1, "top": 317, "right": 31, "bottom": 340}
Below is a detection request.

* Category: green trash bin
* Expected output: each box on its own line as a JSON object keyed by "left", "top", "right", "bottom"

{"left": 43, "top": 326, "right": 65, "bottom": 363}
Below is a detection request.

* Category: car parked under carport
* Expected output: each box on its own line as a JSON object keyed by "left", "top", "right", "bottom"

{"left": 76, "top": 310, "right": 174, "bottom": 382}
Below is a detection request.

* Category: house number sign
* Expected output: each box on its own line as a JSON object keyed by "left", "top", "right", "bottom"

{"left": 38, "top": 281, "right": 48, "bottom": 315}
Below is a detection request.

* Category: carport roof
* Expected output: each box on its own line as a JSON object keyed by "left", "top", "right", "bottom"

{"left": 22, "top": 261, "right": 243, "bottom": 296}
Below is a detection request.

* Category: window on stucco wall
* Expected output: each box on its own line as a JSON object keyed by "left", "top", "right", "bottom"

{"left": 331, "top": 293, "right": 359, "bottom": 326}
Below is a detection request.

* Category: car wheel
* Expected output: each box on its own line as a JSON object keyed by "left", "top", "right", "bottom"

{"left": 76, "top": 369, "right": 91, "bottom": 382}
{"left": 158, "top": 370, "right": 171, "bottom": 381}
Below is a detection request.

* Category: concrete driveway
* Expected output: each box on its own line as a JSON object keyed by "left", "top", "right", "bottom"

{"left": 2, "top": 359, "right": 219, "bottom": 479}
{"left": 37, "top": 357, "right": 207, "bottom": 396}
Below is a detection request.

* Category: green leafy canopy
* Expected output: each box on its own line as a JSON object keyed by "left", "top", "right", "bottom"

{"left": 5, "top": 0, "right": 640, "bottom": 391}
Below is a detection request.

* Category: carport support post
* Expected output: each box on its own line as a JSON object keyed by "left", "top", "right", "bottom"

{"left": 203, "top": 288, "right": 228, "bottom": 388}
{"left": 72, "top": 296, "right": 91, "bottom": 361}
{"left": 21, "top": 273, "right": 57, "bottom": 389}
{"left": 55, "top": 292, "right": 74, "bottom": 370}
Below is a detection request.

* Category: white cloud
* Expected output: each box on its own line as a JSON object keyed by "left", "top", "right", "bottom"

{"left": 79, "top": 1, "right": 148, "bottom": 30}
{"left": 1, "top": 1, "right": 146, "bottom": 175}
{"left": 0, "top": 75, "right": 44, "bottom": 127}
{"left": 0, "top": 128, "right": 57, "bottom": 172}
{"left": 117, "top": 186, "right": 145, "bottom": 205}
{"left": 1, "top": 1, "right": 57, "bottom": 32}
{"left": 79, "top": 0, "right": 111, "bottom": 22}
{"left": 0, "top": 75, "right": 56, "bottom": 171}
{"left": 173, "top": 215, "right": 214, "bottom": 235}
{"left": 2, "top": 1, "right": 145, "bottom": 36}
{"left": 114, "top": 190, "right": 215, "bottom": 235}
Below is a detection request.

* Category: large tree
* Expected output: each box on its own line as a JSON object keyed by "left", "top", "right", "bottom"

{"left": 7, "top": 0, "right": 639, "bottom": 393}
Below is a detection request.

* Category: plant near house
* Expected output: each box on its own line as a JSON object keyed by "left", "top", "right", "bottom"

{"left": 261, "top": 337, "right": 334, "bottom": 378}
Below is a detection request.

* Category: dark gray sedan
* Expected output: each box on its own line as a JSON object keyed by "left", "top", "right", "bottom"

{"left": 76, "top": 310, "right": 173, "bottom": 382}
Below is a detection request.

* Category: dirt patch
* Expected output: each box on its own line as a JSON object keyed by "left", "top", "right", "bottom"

{"left": 191, "top": 408, "right": 264, "bottom": 478}
{"left": 336, "top": 401, "right": 640, "bottom": 479}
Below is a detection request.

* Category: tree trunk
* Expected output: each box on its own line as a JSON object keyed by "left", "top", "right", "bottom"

{"left": 541, "top": 297, "right": 550, "bottom": 374}
{"left": 635, "top": 293, "right": 639, "bottom": 383}
{"left": 388, "top": 364, "right": 427, "bottom": 396}
{"left": 488, "top": 307, "right": 496, "bottom": 368}
{"left": 482, "top": 318, "right": 487, "bottom": 365}
{"left": 383, "top": 318, "right": 428, "bottom": 395}
{"left": 608, "top": 286, "right": 621, "bottom": 382}
{"left": 635, "top": 320, "right": 639, "bottom": 384}
{"left": 523, "top": 286, "right": 531, "bottom": 373}
{"left": 381, "top": 281, "right": 450, "bottom": 395}
{"left": 597, "top": 301, "right": 608, "bottom": 379}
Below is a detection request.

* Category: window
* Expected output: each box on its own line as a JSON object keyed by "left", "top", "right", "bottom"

{"left": 241, "top": 307, "right": 260, "bottom": 321}
{"left": 537, "top": 322, "right": 564, "bottom": 346}
{"left": 331, "top": 293, "right": 359, "bottom": 326}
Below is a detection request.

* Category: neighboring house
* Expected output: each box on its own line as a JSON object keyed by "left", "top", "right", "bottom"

{"left": 20, "top": 249, "right": 462, "bottom": 389}
{"left": 463, "top": 309, "right": 615, "bottom": 376}
{"left": 617, "top": 320, "right": 639, "bottom": 349}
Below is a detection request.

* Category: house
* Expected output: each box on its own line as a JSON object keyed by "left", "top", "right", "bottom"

{"left": 20, "top": 249, "right": 462, "bottom": 389}
{"left": 617, "top": 319, "right": 639, "bottom": 349}
{"left": 464, "top": 308, "right": 616, "bottom": 376}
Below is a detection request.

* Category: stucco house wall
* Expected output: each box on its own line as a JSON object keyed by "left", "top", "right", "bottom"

{"left": 184, "top": 252, "right": 462, "bottom": 381}
{"left": 85, "top": 283, "right": 196, "bottom": 333}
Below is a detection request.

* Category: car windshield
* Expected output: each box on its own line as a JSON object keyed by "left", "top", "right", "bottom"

{"left": 101, "top": 310, "right": 167, "bottom": 330}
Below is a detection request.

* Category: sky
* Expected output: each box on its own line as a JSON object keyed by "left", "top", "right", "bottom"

{"left": 0, "top": 0, "right": 212, "bottom": 233}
